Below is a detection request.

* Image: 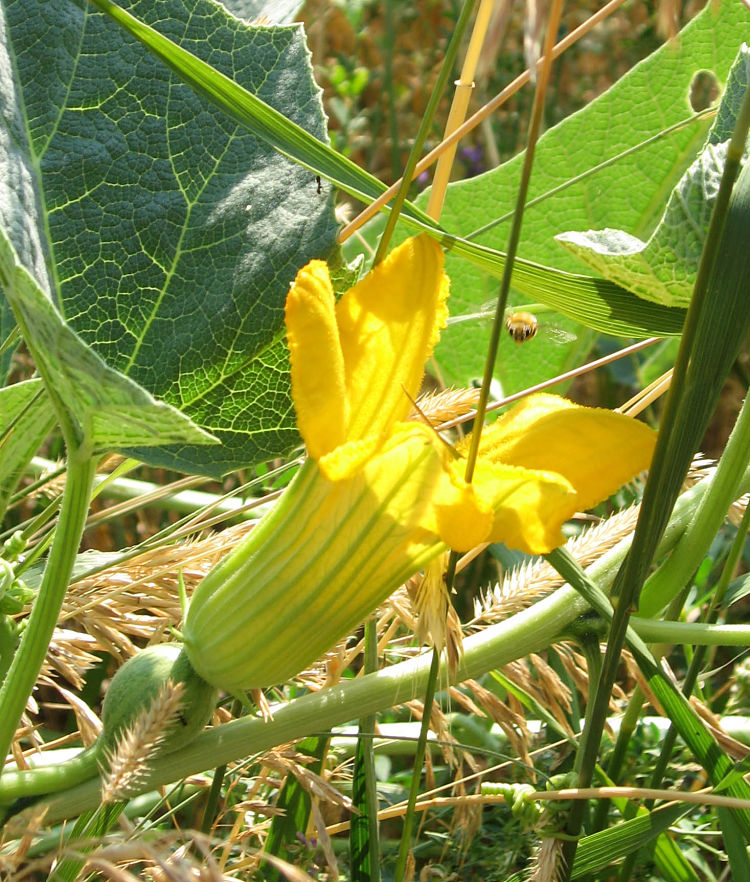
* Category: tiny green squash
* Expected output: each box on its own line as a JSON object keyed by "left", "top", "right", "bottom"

{"left": 100, "top": 642, "right": 218, "bottom": 754}
{"left": 0, "top": 644, "right": 217, "bottom": 805}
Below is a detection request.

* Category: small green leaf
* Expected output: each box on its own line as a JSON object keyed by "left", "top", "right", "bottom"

{"left": 557, "top": 46, "right": 750, "bottom": 307}
{"left": 0, "top": 379, "right": 54, "bottom": 518}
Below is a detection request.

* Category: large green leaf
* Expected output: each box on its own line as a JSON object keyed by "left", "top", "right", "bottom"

{"left": 1, "top": 0, "right": 339, "bottom": 475}
{"left": 0, "top": 4, "right": 214, "bottom": 458}
{"left": 0, "top": 236, "right": 216, "bottom": 452}
{"left": 418, "top": 0, "right": 750, "bottom": 390}
{"left": 91, "top": 0, "right": 689, "bottom": 368}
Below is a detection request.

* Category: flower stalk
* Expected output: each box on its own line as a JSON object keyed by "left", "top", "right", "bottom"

{"left": 0, "top": 451, "right": 97, "bottom": 776}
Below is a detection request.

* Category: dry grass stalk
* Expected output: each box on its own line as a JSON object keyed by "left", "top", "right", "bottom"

{"left": 256, "top": 852, "right": 318, "bottom": 881}
{"left": 470, "top": 505, "right": 641, "bottom": 628}
{"left": 462, "top": 677, "right": 533, "bottom": 767}
{"left": 101, "top": 679, "right": 185, "bottom": 802}
{"left": 261, "top": 748, "right": 352, "bottom": 814}
{"left": 524, "top": 654, "right": 573, "bottom": 728}
{"left": 76, "top": 857, "right": 141, "bottom": 882}
{"left": 53, "top": 683, "right": 102, "bottom": 745}
{"left": 410, "top": 386, "right": 480, "bottom": 426}
{"left": 403, "top": 696, "right": 458, "bottom": 770}
{"left": 139, "top": 835, "right": 224, "bottom": 882}
{"left": 688, "top": 696, "right": 750, "bottom": 761}
{"left": 406, "top": 552, "right": 464, "bottom": 675}
{"left": 64, "top": 821, "right": 223, "bottom": 882}
{"left": 553, "top": 642, "right": 627, "bottom": 716}
{"left": 0, "top": 802, "right": 50, "bottom": 876}
{"left": 309, "top": 797, "right": 339, "bottom": 879}
{"left": 44, "top": 628, "right": 101, "bottom": 690}
{"left": 529, "top": 836, "right": 566, "bottom": 882}
{"left": 450, "top": 775, "right": 484, "bottom": 857}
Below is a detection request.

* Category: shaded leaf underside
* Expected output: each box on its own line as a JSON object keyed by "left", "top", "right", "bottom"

{"left": 0, "top": 0, "right": 339, "bottom": 475}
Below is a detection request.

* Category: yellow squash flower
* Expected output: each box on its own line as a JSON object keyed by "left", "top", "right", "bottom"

{"left": 183, "top": 236, "right": 655, "bottom": 693}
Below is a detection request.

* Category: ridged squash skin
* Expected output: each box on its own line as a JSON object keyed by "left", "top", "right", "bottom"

{"left": 100, "top": 643, "right": 217, "bottom": 754}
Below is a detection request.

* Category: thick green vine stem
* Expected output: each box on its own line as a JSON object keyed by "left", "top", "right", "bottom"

{"left": 0, "top": 746, "right": 100, "bottom": 805}
{"left": 0, "top": 452, "right": 98, "bottom": 775}
{"left": 9, "top": 462, "right": 745, "bottom": 821}
{"left": 639, "top": 381, "right": 750, "bottom": 615}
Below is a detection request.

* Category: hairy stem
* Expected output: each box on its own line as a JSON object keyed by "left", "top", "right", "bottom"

{"left": 0, "top": 452, "right": 97, "bottom": 774}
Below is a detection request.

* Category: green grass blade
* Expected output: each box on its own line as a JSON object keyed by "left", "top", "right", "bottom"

{"left": 718, "top": 807, "right": 750, "bottom": 878}
{"left": 350, "top": 735, "right": 373, "bottom": 882}
{"left": 49, "top": 801, "right": 125, "bottom": 882}
{"left": 351, "top": 617, "right": 381, "bottom": 882}
{"left": 570, "top": 802, "right": 691, "bottom": 879}
{"left": 652, "top": 830, "right": 702, "bottom": 882}
{"left": 263, "top": 735, "right": 328, "bottom": 880}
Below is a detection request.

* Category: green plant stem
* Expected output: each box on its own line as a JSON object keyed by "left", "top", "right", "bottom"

{"left": 396, "top": 552, "right": 458, "bottom": 881}
{"left": 200, "top": 764, "right": 227, "bottom": 836}
{"left": 200, "top": 696, "right": 243, "bottom": 835}
{"left": 351, "top": 616, "right": 381, "bottom": 882}
{"left": 639, "top": 380, "right": 750, "bottom": 616}
{"left": 393, "top": 647, "right": 440, "bottom": 882}
{"left": 628, "top": 618, "right": 750, "bottom": 644}
{"left": 593, "top": 683, "right": 645, "bottom": 814}
{"left": 558, "top": 81, "right": 750, "bottom": 879}
{"left": 0, "top": 451, "right": 96, "bottom": 774}
{"left": 0, "top": 746, "right": 99, "bottom": 805}
{"left": 572, "top": 636, "right": 602, "bottom": 776}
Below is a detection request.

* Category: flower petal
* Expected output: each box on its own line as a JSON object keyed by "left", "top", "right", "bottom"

{"left": 459, "top": 393, "right": 655, "bottom": 512}
{"left": 473, "top": 460, "right": 577, "bottom": 554}
{"left": 318, "top": 435, "right": 383, "bottom": 481}
{"left": 322, "top": 422, "right": 494, "bottom": 550}
{"left": 428, "top": 455, "right": 495, "bottom": 551}
{"left": 286, "top": 260, "right": 349, "bottom": 459}
{"left": 336, "top": 235, "right": 449, "bottom": 441}
{"left": 438, "top": 456, "right": 577, "bottom": 554}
